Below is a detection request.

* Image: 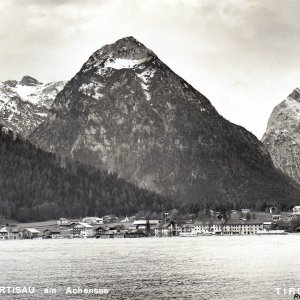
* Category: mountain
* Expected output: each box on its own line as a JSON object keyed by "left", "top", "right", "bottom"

{"left": 0, "top": 76, "right": 66, "bottom": 136}
{"left": 29, "top": 36, "right": 300, "bottom": 211}
{"left": 0, "top": 126, "right": 170, "bottom": 222}
{"left": 262, "top": 88, "right": 300, "bottom": 184}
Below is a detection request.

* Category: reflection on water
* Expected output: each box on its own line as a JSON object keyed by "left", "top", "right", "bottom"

{"left": 0, "top": 235, "right": 299, "bottom": 299}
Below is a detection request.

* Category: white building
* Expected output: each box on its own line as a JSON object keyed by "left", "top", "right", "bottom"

{"left": 132, "top": 220, "right": 160, "bottom": 230}
{"left": 262, "top": 222, "right": 274, "bottom": 230}
{"left": 23, "top": 228, "right": 39, "bottom": 239}
{"left": 57, "top": 218, "right": 70, "bottom": 225}
{"left": 293, "top": 206, "right": 300, "bottom": 214}
{"left": 121, "top": 216, "right": 130, "bottom": 223}
{"left": 154, "top": 222, "right": 181, "bottom": 237}
{"left": 70, "top": 222, "right": 93, "bottom": 237}
{"left": 10, "top": 228, "right": 20, "bottom": 239}
{"left": 193, "top": 221, "right": 223, "bottom": 235}
{"left": 272, "top": 215, "right": 281, "bottom": 221}
{"left": 0, "top": 227, "right": 9, "bottom": 239}
{"left": 180, "top": 224, "right": 195, "bottom": 234}
{"left": 82, "top": 217, "right": 103, "bottom": 225}
{"left": 222, "top": 221, "right": 263, "bottom": 235}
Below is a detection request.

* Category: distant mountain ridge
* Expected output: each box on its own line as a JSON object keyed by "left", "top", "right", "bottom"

{"left": 28, "top": 36, "right": 300, "bottom": 210}
{"left": 262, "top": 88, "right": 300, "bottom": 184}
{"left": 0, "top": 76, "right": 66, "bottom": 136}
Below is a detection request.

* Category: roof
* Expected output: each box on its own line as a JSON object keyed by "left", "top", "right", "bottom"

{"left": 103, "top": 215, "right": 117, "bottom": 218}
{"left": 95, "top": 225, "right": 108, "bottom": 230}
{"left": 83, "top": 216, "right": 103, "bottom": 220}
{"left": 225, "top": 220, "right": 263, "bottom": 225}
{"left": 194, "top": 221, "right": 224, "bottom": 226}
{"left": 155, "top": 222, "right": 178, "bottom": 229}
{"left": 133, "top": 220, "right": 160, "bottom": 225}
{"left": 24, "top": 228, "right": 39, "bottom": 233}
{"left": 73, "top": 222, "right": 93, "bottom": 228}
{"left": 159, "top": 224, "right": 169, "bottom": 229}
{"left": 0, "top": 227, "right": 8, "bottom": 233}
{"left": 181, "top": 224, "right": 195, "bottom": 228}
{"left": 43, "top": 229, "right": 60, "bottom": 234}
{"left": 5, "top": 227, "right": 19, "bottom": 233}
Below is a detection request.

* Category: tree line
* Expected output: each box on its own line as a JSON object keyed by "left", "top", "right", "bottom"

{"left": 0, "top": 126, "right": 172, "bottom": 221}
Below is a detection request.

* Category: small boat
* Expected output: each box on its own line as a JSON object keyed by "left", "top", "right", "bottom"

{"left": 256, "top": 229, "right": 288, "bottom": 235}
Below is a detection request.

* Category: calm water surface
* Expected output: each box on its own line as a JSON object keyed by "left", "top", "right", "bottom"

{"left": 0, "top": 235, "right": 300, "bottom": 299}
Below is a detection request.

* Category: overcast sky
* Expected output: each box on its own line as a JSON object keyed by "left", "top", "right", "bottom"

{"left": 1, "top": 0, "right": 300, "bottom": 138}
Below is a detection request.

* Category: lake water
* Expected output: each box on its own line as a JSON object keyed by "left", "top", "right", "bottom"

{"left": 0, "top": 235, "right": 300, "bottom": 299}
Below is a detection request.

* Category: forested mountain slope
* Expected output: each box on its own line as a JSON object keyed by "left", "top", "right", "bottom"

{"left": 0, "top": 126, "right": 171, "bottom": 221}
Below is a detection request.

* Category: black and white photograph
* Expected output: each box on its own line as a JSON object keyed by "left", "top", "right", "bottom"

{"left": 1, "top": 0, "right": 300, "bottom": 299}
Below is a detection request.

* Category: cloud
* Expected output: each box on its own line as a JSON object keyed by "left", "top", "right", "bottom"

{"left": 0, "top": 0, "right": 300, "bottom": 138}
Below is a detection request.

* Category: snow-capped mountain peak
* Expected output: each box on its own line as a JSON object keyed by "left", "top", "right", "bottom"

{"left": 29, "top": 37, "right": 300, "bottom": 209}
{"left": 0, "top": 76, "right": 66, "bottom": 136}
{"left": 84, "top": 36, "right": 156, "bottom": 73}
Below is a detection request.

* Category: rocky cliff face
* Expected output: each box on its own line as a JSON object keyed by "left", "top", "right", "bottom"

{"left": 29, "top": 37, "right": 300, "bottom": 209}
{"left": 262, "top": 88, "right": 300, "bottom": 184}
{"left": 0, "top": 76, "right": 66, "bottom": 136}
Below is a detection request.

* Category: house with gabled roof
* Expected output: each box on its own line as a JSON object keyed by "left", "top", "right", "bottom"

{"left": 132, "top": 220, "right": 160, "bottom": 230}
{"left": 0, "top": 227, "right": 9, "bottom": 239}
{"left": 23, "top": 228, "right": 39, "bottom": 239}
{"left": 43, "top": 229, "right": 61, "bottom": 239}
{"left": 70, "top": 222, "right": 93, "bottom": 237}
{"left": 154, "top": 221, "right": 181, "bottom": 237}
{"left": 57, "top": 218, "right": 70, "bottom": 226}
{"left": 7, "top": 227, "right": 20, "bottom": 239}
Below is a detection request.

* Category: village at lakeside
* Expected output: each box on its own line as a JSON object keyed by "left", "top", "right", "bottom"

{"left": 2, "top": 206, "right": 300, "bottom": 240}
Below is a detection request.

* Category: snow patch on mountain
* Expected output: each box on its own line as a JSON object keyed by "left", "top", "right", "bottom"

{"left": 0, "top": 79, "right": 66, "bottom": 108}
{"left": 0, "top": 82, "right": 18, "bottom": 109}
{"left": 285, "top": 95, "right": 300, "bottom": 120}
{"left": 0, "top": 77, "right": 66, "bottom": 136}
{"left": 15, "top": 85, "right": 40, "bottom": 104}
{"left": 104, "top": 57, "right": 149, "bottom": 69}
{"left": 136, "top": 68, "right": 156, "bottom": 101}
{"left": 79, "top": 82, "right": 104, "bottom": 100}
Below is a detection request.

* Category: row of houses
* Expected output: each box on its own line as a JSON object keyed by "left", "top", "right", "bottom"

{"left": 0, "top": 223, "right": 97, "bottom": 240}
{"left": 57, "top": 215, "right": 129, "bottom": 226}
{"left": 0, "top": 227, "right": 39, "bottom": 240}
{"left": 2, "top": 209, "right": 299, "bottom": 240}
{"left": 154, "top": 220, "right": 291, "bottom": 237}
{"left": 0, "top": 221, "right": 147, "bottom": 240}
